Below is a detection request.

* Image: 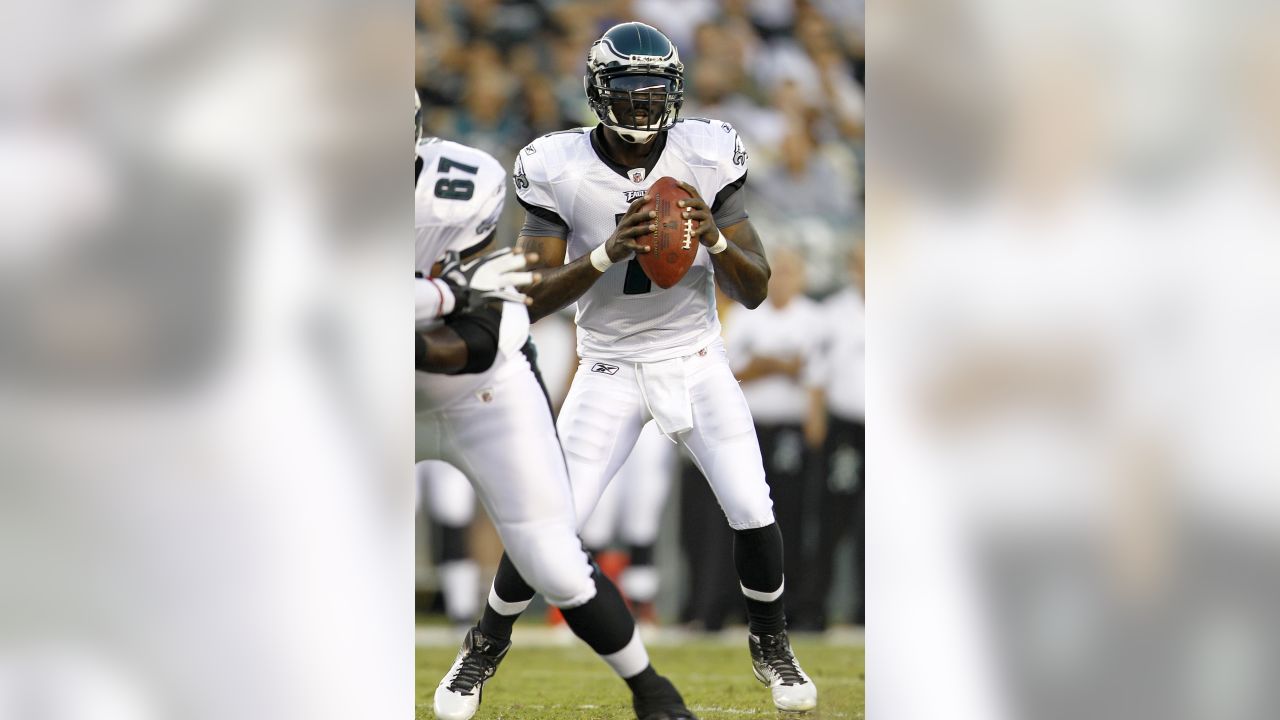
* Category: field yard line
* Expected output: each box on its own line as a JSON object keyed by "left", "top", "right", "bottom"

{"left": 689, "top": 707, "right": 850, "bottom": 718}
{"left": 480, "top": 667, "right": 864, "bottom": 687}
{"left": 416, "top": 625, "right": 864, "bottom": 648}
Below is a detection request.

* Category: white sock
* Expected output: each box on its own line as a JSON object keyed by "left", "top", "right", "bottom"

{"left": 620, "top": 566, "right": 660, "bottom": 603}
{"left": 439, "top": 560, "right": 480, "bottom": 622}
{"left": 603, "top": 628, "right": 651, "bottom": 679}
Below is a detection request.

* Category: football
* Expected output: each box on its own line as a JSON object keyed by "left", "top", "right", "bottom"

{"left": 636, "top": 176, "right": 698, "bottom": 289}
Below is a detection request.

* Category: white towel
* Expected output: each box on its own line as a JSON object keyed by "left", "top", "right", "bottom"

{"left": 636, "top": 357, "right": 693, "bottom": 442}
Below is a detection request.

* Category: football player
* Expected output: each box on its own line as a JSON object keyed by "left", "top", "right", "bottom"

{"left": 415, "top": 91, "right": 696, "bottom": 720}
{"left": 466, "top": 23, "right": 818, "bottom": 712}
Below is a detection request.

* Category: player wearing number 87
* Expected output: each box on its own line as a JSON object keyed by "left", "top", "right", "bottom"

{"left": 469, "top": 21, "right": 819, "bottom": 714}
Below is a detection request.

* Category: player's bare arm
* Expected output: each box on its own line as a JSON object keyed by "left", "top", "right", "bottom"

{"left": 675, "top": 180, "right": 770, "bottom": 309}
{"left": 518, "top": 196, "right": 655, "bottom": 323}
{"left": 804, "top": 386, "right": 829, "bottom": 449}
{"left": 416, "top": 325, "right": 469, "bottom": 373}
{"left": 415, "top": 298, "right": 505, "bottom": 375}
{"left": 735, "top": 354, "right": 803, "bottom": 383}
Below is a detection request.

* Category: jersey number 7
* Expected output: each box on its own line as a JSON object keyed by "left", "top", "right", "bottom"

{"left": 615, "top": 212, "right": 652, "bottom": 295}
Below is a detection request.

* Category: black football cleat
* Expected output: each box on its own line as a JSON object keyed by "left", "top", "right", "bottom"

{"left": 633, "top": 673, "right": 698, "bottom": 720}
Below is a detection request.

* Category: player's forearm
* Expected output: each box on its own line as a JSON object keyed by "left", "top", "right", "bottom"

{"left": 804, "top": 387, "right": 829, "bottom": 449}
{"left": 734, "top": 355, "right": 793, "bottom": 383}
{"left": 416, "top": 304, "right": 503, "bottom": 374}
{"left": 712, "top": 243, "right": 770, "bottom": 309}
{"left": 524, "top": 254, "right": 602, "bottom": 323}
{"left": 416, "top": 327, "right": 467, "bottom": 373}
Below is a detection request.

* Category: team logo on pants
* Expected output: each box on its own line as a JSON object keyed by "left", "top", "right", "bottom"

{"left": 591, "top": 363, "right": 620, "bottom": 375}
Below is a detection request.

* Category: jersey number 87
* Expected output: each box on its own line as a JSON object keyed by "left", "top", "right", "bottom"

{"left": 434, "top": 157, "right": 479, "bottom": 201}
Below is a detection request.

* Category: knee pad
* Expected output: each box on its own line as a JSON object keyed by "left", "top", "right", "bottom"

{"left": 502, "top": 526, "right": 596, "bottom": 609}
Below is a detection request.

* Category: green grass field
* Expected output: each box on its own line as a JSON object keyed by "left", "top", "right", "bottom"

{"left": 416, "top": 629, "right": 864, "bottom": 719}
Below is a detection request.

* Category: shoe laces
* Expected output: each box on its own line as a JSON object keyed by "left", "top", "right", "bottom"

{"left": 447, "top": 633, "right": 504, "bottom": 695}
{"left": 757, "top": 634, "right": 805, "bottom": 686}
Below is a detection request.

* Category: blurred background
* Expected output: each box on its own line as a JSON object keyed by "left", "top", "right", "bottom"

{"left": 414, "top": 0, "right": 866, "bottom": 642}
{"left": 870, "top": 1, "right": 1280, "bottom": 719}
{"left": 5, "top": 0, "right": 1277, "bottom": 717}
{"left": 0, "top": 1, "right": 411, "bottom": 719}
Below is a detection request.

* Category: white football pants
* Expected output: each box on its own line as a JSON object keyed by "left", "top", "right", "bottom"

{"left": 558, "top": 339, "right": 774, "bottom": 532}
{"left": 579, "top": 420, "right": 676, "bottom": 550}
{"left": 415, "top": 358, "right": 596, "bottom": 609}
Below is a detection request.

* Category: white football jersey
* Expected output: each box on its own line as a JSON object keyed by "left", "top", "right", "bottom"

{"left": 415, "top": 137, "right": 530, "bottom": 409}
{"left": 514, "top": 119, "right": 749, "bottom": 362}
{"left": 415, "top": 137, "right": 506, "bottom": 274}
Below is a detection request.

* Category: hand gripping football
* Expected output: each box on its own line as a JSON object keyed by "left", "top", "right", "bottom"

{"left": 636, "top": 176, "right": 698, "bottom": 289}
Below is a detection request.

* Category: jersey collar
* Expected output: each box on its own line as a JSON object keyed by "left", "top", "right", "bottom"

{"left": 590, "top": 124, "right": 668, "bottom": 182}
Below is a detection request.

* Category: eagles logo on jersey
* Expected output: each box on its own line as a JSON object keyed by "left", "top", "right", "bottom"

{"left": 513, "top": 155, "right": 529, "bottom": 190}
{"left": 733, "top": 134, "right": 748, "bottom": 166}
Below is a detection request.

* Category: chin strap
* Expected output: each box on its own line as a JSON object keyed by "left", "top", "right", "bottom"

{"left": 613, "top": 127, "right": 656, "bottom": 144}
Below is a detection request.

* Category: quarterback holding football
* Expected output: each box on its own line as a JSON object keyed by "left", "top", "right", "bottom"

{"left": 459, "top": 21, "right": 819, "bottom": 713}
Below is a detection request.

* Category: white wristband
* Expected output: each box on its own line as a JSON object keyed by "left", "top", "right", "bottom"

{"left": 590, "top": 243, "right": 615, "bottom": 272}
{"left": 415, "top": 277, "right": 455, "bottom": 322}
{"left": 708, "top": 231, "right": 729, "bottom": 255}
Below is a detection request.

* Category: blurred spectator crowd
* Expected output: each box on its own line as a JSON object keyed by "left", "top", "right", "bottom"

{"left": 416, "top": 0, "right": 864, "bottom": 292}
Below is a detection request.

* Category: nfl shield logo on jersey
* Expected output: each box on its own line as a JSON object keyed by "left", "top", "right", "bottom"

{"left": 629, "top": 168, "right": 646, "bottom": 183}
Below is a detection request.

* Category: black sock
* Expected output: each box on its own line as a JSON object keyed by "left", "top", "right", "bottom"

{"left": 560, "top": 566, "right": 636, "bottom": 655}
{"left": 628, "top": 543, "right": 655, "bottom": 567}
{"left": 734, "top": 523, "right": 787, "bottom": 636}
{"left": 624, "top": 665, "right": 661, "bottom": 693}
{"left": 627, "top": 666, "right": 684, "bottom": 711}
{"left": 477, "top": 552, "right": 535, "bottom": 644}
{"left": 438, "top": 523, "right": 469, "bottom": 563}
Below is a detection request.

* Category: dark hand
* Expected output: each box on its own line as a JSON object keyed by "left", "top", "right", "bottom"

{"left": 675, "top": 181, "right": 718, "bottom": 247}
{"left": 604, "top": 196, "right": 656, "bottom": 263}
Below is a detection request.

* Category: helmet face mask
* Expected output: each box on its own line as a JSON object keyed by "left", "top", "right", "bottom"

{"left": 585, "top": 23, "right": 684, "bottom": 144}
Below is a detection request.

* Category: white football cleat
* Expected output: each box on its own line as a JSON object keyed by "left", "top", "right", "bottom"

{"left": 749, "top": 631, "right": 818, "bottom": 712}
{"left": 433, "top": 626, "right": 510, "bottom": 720}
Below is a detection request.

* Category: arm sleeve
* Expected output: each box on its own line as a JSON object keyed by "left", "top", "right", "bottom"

{"left": 710, "top": 123, "right": 750, "bottom": 228}
{"left": 442, "top": 304, "right": 503, "bottom": 374}
{"left": 513, "top": 145, "right": 567, "bottom": 235}
{"left": 519, "top": 203, "right": 569, "bottom": 239}
{"left": 711, "top": 174, "right": 748, "bottom": 228}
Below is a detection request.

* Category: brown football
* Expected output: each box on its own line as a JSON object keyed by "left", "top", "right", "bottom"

{"left": 635, "top": 176, "right": 698, "bottom": 289}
